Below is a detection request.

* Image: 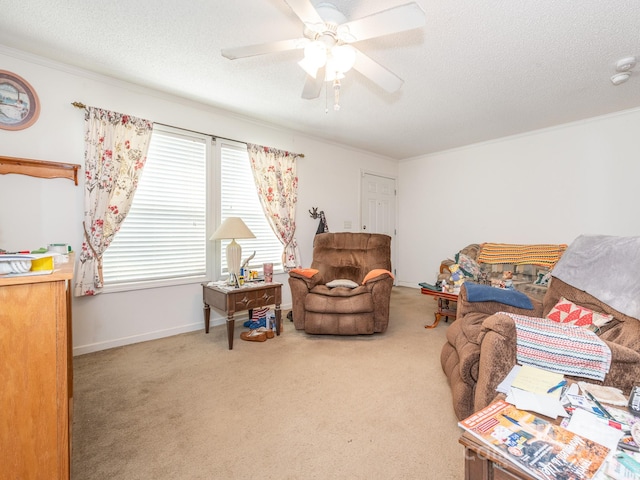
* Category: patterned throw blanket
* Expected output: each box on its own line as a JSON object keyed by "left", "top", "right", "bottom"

{"left": 477, "top": 243, "right": 567, "bottom": 268}
{"left": 500, "top": 312, "right": 612, "bottom": 381}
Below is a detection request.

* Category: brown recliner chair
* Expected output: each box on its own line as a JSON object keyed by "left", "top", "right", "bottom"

{"left": 288, "top": 232, "right": 394, "bottom": 335}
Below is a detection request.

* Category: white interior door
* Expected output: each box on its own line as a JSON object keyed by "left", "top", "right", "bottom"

{"left": 360, "top": 172, "right": 397, "bottom": 277}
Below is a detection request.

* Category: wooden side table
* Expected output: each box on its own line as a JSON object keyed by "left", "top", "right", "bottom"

{"left": 420, "top": 288, "right": 458, "bottom": 329}
{"left": 202, "top": 282, "right": 282, "bottom": 350}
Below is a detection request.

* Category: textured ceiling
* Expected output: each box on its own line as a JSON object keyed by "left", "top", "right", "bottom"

{"left": 1, "top": 0, "right": 639, "bottom": 159}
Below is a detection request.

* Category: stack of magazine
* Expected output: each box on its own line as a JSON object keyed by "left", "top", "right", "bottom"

{"left": 459, "top": 399, "right": 610, "bottom": 480}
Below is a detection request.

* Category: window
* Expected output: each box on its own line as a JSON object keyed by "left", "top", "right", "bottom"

{"left": 219, "top": 142, "right": 283, "bottom": 274}
{"left": 102, "top": 126, "right": 284, "bottom": 290}
{"left": 102, "top": 126, "right": 209, "bottom": 289}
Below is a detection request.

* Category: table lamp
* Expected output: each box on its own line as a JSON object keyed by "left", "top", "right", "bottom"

{"left": 210, "top": 217, "right": 255, "bottom": 286}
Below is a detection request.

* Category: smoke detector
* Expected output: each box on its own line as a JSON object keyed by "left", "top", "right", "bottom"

{"left": 611, "top": 72, "right": 632, "bottom": 85}
{"left": 616, "top": 57, "right": 637, "bottom": 72}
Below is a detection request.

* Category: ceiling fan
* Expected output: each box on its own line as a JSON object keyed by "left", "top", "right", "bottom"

{"left": 221, "top": 0, "right": 426, "bottom": 109}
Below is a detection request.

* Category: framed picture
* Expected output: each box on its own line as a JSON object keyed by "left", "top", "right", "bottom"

{"left": 0, "top": 70, "right": 40, "bottom": 131}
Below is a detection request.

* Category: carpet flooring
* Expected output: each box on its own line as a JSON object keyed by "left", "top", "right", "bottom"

{"left": 71, "top": 286, "right": 464, "bottom": 479}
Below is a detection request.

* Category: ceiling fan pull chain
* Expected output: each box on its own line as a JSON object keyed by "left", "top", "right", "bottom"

{"left": 325, "top": 82, "right": 329, "bottom": 114}
{"left": 333, "top": 78, "right": 341, "bottom": 111}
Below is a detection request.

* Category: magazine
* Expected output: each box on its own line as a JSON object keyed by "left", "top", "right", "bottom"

{"left": 459, "top": 399, "right": 610, "bottom": 480}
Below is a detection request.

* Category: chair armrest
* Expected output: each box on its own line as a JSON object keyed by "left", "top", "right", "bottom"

{"left": 362, "top": 268, "right": 394, "bottom": 284}
{"left": 440, "top": 260, "right": 454, "bottom": 274}
{"left": 288, "top": 269, "right": 322, "bottom": 331}
{"left": 479, "top": 313, "right": 518, "bottom": 341}
{"left": 474, "top": 313, "right": 518, "bottom": 412}
{"left": 601, "top": 342, "right": 640, "bottom": 395}
{"left": 289, "top": 268, "right": 323, "bottom": 289}
{"left": 365, "top": 272, "right": 394, "bottom": 333}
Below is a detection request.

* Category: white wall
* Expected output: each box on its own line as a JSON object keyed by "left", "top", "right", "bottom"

{"left": 0, "top": 46, "right": 397, "bottom": 354}
{"left": 396, "top": 108, "right": 640, "bottom": 289}
{"left": 6, "top": 43, "right": 639, "bottom": 353}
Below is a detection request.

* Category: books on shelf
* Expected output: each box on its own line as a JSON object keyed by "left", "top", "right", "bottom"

{"left": 459, "top": 399, "right": 610, "bottom": 480}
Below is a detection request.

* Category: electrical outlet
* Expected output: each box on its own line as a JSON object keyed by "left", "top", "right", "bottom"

{"left": 343, "top": 220, "right": 352, "bottom": 229}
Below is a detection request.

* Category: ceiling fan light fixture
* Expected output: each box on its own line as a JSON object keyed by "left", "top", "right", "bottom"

{"left": 336, "top": 24, "right": 355, "bottom": 43}
{"left": 221, "top": 0, "right": 426, "bottom": 104}
{"left": 298, "top": 57, "right": 319, "bottom": 78}
{"left": 331, "top": 44, "right": 356, "bottom": 73}
{"left": 303, "top": 40, "right": 327, "bottom": 68}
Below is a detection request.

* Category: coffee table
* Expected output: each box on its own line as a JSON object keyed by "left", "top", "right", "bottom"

{"left": 459, "top": 386, "right": 633, "bottom": 479}
{"left": 202, "top": 282, "right": 282, "bottom": 349}
{"left": 460, "top": 432, "right": 536, "bottom": 480}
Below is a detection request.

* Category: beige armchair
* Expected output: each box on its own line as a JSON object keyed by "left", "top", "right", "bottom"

{"left": 288, "top": 232, "right": 394, "bottom": 335}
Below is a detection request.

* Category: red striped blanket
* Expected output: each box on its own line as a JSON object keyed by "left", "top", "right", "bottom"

{"left": 499, "top": 312, "right": 612, "bottom": 381}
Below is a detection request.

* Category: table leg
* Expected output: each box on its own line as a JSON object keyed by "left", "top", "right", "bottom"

{"left": 424, "top": 312, "right": 442, "bottom": 329}
{"left": 275, "top": 303, "right": 281, "bottom": 335}
{"left": 226, "top": 313, "right": 235, "bottom": 350}
{"left": 204, "top": 304, "right": 211, "bottom": 333}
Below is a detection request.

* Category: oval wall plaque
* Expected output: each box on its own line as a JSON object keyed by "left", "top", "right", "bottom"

{"left": 0, "top": 70, "right": 41, "bottom": 131}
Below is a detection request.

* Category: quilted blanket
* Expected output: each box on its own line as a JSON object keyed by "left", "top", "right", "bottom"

{"left": 500, "top": 312, "right": 612, "bottom": 381}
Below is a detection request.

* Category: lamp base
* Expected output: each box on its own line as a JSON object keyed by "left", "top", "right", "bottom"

{"left": 226, "top": 239, "right": 242, "bottom": 288}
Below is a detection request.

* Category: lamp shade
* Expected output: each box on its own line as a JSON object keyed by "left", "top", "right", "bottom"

{"left": 210, "top": 217, "right": 255, "bottom": 241}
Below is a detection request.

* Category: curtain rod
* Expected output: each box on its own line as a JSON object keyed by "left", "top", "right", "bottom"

{"left": 71, "top": 102, "right": 304, "bottom": 158}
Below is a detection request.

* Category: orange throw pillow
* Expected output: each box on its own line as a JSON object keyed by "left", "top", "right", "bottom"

{"left": 362, "top": 269, "right": 394, "bottom": 284}
{"left": 290, "top": 268, "right": 319, "bottom": 278}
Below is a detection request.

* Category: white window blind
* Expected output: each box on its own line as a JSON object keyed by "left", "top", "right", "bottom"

{"left": 103, "top": 127, "right": 208, "bottom": 286}
{"left": 220, "top": 143, "right": 283, "bottom": 274}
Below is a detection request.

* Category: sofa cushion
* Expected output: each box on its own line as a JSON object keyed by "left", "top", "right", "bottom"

{"left": 464, "top": 282, "right": 534, "bottom": 309}
{"left": 546, "top": 297, "right": 614, "bottom": 327}
{"left": 305, "top": 288, "right": 373, "bottom": 314}
{"left": 326, "top": 278, "right": 359, "bottom": 288}
{"left": 457, "top": 252, "right": 481, "bottom": 278}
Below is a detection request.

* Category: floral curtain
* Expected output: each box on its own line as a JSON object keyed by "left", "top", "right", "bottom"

{"left": 74, "top": 107, "right": 153, "bottom": 296}
{"left": 247, "top": 143, "right": 302, "bottom": 270}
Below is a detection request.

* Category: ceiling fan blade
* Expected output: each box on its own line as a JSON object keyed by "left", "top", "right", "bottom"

{"left": 301, "top": 67, "right": 325, "bottom": 99}
{"left": 284, "top": 0, "right": 324, "bottom": 28}
{"left": 339, "top": 2, "right": 426, "bottom": 43}
{"left": 353, "top": 50, "right": 404, "bottom": 93}
{"left": 222, "top": 38, "right": 307, "bottom": 60}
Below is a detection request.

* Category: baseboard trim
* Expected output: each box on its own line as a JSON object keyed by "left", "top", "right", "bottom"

{"left": 73, "top": 322, "right": 205, "bottom": 356}
{"left": 73, "top": 303, "right": 293, "bottom": 355}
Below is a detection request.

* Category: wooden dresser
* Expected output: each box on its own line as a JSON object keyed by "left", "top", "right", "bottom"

{"left": 0, "top": 258, "right": 74, "bottom": 480}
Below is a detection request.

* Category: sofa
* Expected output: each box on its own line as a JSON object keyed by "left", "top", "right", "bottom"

{"left": 440, "top": 236, "right": 640, "bottom": 420}
{"left": 288, "top": 232, "right": 394, "bottom": 335}
{"left": 438, "top": 242, "right": 566, "bottom": 300}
